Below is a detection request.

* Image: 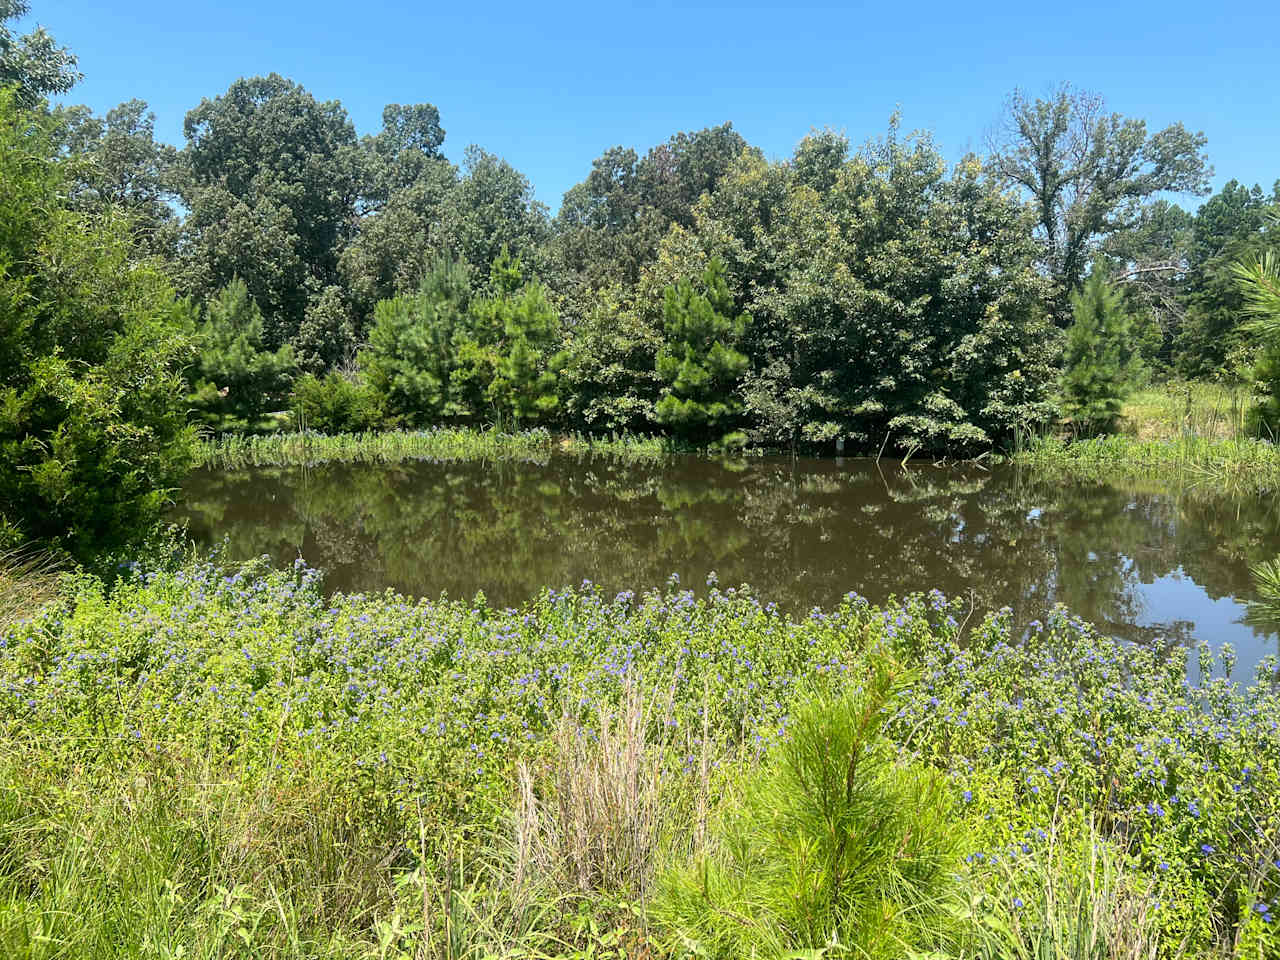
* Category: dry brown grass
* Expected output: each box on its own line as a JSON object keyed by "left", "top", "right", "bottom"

{"left": 0, "top": 549, "right": 64, "bottom": 630}
{"left": 511, "top": 682, "right": 702, "bottom": 903}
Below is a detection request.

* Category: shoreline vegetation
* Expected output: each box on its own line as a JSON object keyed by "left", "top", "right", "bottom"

{"left": 1009, "top": 433, "right": 1280, "bottom": 493}
{"left": 193, "top": 426, "right": 672, "bottom": 470}
{"left": 0, "top": 558, "right": 1276, "bottom": 956}
{"left": 191, "top": 380, "right": 1280, "bottom": 498}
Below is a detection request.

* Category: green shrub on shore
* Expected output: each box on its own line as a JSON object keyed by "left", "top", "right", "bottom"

{"left": 0, "top": 89, "right": 196, "bottom": 560}
{"left": 655, "top": 660, "right": 962, "bottom": 958}
{"left": 291, "top": 372, "right": 387, "bottom": 434}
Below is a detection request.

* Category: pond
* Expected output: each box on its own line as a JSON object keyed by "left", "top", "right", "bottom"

{"left": 176, "top": 454, "right": 1280, "bottom": 674}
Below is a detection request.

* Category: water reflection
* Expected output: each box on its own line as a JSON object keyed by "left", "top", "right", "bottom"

{"left": 176, "top": 455, "right": 1280, "bottom": 670}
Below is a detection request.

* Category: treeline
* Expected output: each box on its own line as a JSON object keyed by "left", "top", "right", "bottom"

{"left": 3, "top": 1, "right": 1280, "bottom": 556}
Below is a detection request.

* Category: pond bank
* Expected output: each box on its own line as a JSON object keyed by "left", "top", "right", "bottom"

{"left": 1, "top": 559, "right": 1275, "bottom": 956}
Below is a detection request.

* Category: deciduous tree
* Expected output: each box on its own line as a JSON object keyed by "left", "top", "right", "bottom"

{"left": 989, "top": 85, "right": 1211, "bottom": 324}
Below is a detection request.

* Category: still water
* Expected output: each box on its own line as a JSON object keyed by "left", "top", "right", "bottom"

{"left": 177, "top": 454, "right": 1280, "bottom": 671}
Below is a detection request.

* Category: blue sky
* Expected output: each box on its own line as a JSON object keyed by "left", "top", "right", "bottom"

{"left": 26, "top": 1, "right": 1280, "bottom": 212}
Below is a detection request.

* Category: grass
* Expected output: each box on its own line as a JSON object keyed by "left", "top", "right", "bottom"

{"left": 0, "top": 549, "right": 63, "bottom": 630}
{"left": 1010, "top": 432, "right": 1280, "bottom": 494}
{"left": 0, "top": 558, "right": 1277, "bottom": 957}
{"left": 1009, "top": 381, "right": 1280, "bottom": 494}
{"left": 194, "top": 427, "right": 672, "bottom": 470}
{"left": 1119, "top": 382, "right": 1255, "bottom": 443}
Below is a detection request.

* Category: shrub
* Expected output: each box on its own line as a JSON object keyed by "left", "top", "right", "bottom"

{"left": 654, "top": 651, "right": 963, "bottom": 959}
{"left": 0, "top": 90, "right": 196, "bottom": 559}
{"left": 291, "top": 372, "right": 385, "bottom": 434}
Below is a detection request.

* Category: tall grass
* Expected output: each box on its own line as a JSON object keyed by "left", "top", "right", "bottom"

{"left": 0, "top": 549, "right": 62, "bottom": 629}
{"left": 513, "top": 682, "right": 688, "bottom": 900}
{"left": 1009, "top": 381, "right": 1280, "bottom": 492}
{"left": 194, "top": 427, "right": 671, "bottom": 470}
{"left": 1010, "top": 433, "right": 1280, "bottom": 494}
{"left": 1121, "top": 382, "right": 1254, "bottom": 443}
{"left": 961, "top": 817, "right": 1167, "bottom": 960}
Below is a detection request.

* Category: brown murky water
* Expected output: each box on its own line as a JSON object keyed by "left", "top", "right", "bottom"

{"left": 176, "top": 454, "right": 1280, "bottom": 672}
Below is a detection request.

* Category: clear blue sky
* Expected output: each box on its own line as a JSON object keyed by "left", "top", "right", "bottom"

{"left": 26, "top": 1, "right": 1280, "bottom": 211}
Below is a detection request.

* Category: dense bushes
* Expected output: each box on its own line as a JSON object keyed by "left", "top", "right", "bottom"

{"left": 290, "top": 372, "right": 384, "bottom": 434}
{"left": 0, "top": 90, "right": 195, "bottom": 558}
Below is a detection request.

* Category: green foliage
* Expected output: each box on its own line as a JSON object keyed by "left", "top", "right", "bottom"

{"left": 1247, "top": 337, "right": 1280, "bottom": 439}
{"left": 54, "top": 98, "right": 180, "bottom": 260}
{"left": 0, "top": 0, "right": 79, "bottom": 107}
{"left": 560, "top": 284, "right": 664, "bottom": 432}
{"left": 8, "top": 561, "right": 1275, "bottom": 955}
{"left": 678, "top": 131, "right": 1059, "bottom": 453}
{"left": 0, "top": 89, "right": 195, "bottom": 559}
{"left": 439, "top": 145, "right": 550, "bottom": 283}
{"left": 1060, "top": 272, "right": 1138, "bottom": 434}
{"left": 290, "top": 372, "right": 385, "bottom": 435}
{"left": 294, "top": 284, "right": 359, "bottom": 375}
{"left": 359, "top": 256, "right": 471, "bottom": 426}
{"left": 990, "top": 86, "right": 1211, "bottom": 325}
{"left": 654, "top": 258, "right": 750, "bottom": 448}
{"left": 193, "top": 426, "right": 666, "bottom": 469}
{"left": 552, "top": 123, "right": 753, "bottom": 305}
{"left": 362, "top": 250, "right": 566, "bottom": 428}
{"left": 1011, "top": 431, "right": 1280, "bottom": 494}
{"left": 471, "top": 250, "right": 567, "bottom": 426}
{"left": 890, "top": 603, "right": 1280, "bottom": 954}
{"left": 176, "top": 74, "right": 362, "bottom": 350}
{"left": 186, "top": 279, "right": 297, "bottom": 427}
{"left": 656, "top": 657, "right": 961, "bottom": 959}
{"left": 1176, "top": 182, "right": 1279, "bottom": 377}
{"left": 1234, "top": 248, "right": 1280, "bottom": 437}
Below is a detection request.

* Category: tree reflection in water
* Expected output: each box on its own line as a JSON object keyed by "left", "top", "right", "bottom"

{"left": 177, "top": 455, "right": 1280, "bottom": 670}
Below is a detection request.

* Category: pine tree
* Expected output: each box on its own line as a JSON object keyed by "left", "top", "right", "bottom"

{"left": 454, "top": 247, "right": 565, "bottom": 426}
{"left": 1060, "top": 272, "right": 1136, "bottom": 435}
{"left": 360, "top": 257, "right": 470, "bottom": 425}
{"left": 655, "top": 258, "right": 751, "bottom": 448}
{"left": 188, "top": 279, "right": 296, "bottom": 427}
{"left": 1234, "top": 249, "right": 1280, "bottom": 437}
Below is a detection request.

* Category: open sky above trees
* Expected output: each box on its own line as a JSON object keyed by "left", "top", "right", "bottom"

{"left": 21, "top": 0, "right": 1279, "bottom": 210}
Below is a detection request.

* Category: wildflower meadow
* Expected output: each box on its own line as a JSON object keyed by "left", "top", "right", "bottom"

{"left": 1, "top": 557, "right": 1276, "bottom": 957}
